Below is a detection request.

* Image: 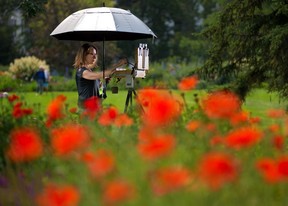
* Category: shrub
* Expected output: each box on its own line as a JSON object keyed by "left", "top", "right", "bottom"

{"left": 0, "top": 75, "right": 18, "bottom": 92}
{"left": 18, "top": 81, "right": 38, "bottom": 92}
{"left": 8, "top": 56, "right": 49, "bottom": 82}
{"left": 49, "top": 76, "right": 76, "bottom": 91}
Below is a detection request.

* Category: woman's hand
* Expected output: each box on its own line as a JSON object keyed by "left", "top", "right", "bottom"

{"left": 118, "top": 58, "right": 128, "bottom": 67}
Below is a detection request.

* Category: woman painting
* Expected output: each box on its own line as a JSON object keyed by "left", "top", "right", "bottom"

{"left": 73, "top": 43, "right": 127, "bottom": 108}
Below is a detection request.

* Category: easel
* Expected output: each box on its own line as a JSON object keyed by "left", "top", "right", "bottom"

{"left": 123, "top": 66, "right": 138, "bottom": 113}
{"left": 111, "top": 43, "right": 149, "bottom": 113}
{"left": 124, "top": 87, "right": 138, "bottom": 113}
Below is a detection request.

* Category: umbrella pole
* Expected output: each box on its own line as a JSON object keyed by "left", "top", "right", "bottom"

{"left": 102, "top": 39, "right": 106, "bottom": 99}
{"left": 102, "top": 39, "right": 105, "bottom": 80}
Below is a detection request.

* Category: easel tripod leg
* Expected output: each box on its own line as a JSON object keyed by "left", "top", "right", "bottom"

{"left": 124, "top": 90, "right": 132, "bottom": 113}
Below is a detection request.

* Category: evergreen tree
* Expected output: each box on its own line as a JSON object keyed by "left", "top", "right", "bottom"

{"left": 199, "top": 0, "right": 288, "bottom": 100}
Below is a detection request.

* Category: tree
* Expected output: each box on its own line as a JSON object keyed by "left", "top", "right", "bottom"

{"left": 0, "top": 0, "right": 47, "bottom": 19}
{"left": 0, "top": 0, "right": 47, "bottom": 65}
{"left": 198, "top": 0, "right": 288, "bottom": 100}
{"left": 26, "top": 0, "right": 117, "bottom": 74}
{"left": 0, "top": 18, "right": 19, "bottom": 65}
{"left": 116, "top": 0, "right": 204, "bottom": 63}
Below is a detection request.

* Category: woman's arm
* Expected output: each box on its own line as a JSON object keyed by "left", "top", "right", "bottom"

{"left": 107, "top": 58, "right": 128, "bottom": 71}
{"left": 82, "top": 70, "right": 103, "bottom": 80}
{"left": 82, "top": 58, "right": 127, "bottom": 80}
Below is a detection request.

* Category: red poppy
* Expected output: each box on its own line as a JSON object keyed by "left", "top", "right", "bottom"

{"left": 205, "top": 123, "right": 217, "bottom": 132}
{"left": 201, "top": 90, "right": 241, "bottom": 119}
{"left": 69, "top": 107, "right": 77, "bottom": 114}
{"left": 225, "top": 126, "right": 263, "bottom": 149}
{"left": 178, "top": 75, "right": 198, "bottom": 91}
{"left": 36, "top": 183, "right": 80, "bottom": 206}
{"left": 12, "top": 103, "right": 23, "bottom": 118}
{"left": 114, "top": 114, "right": 134, "bottom": 127}
{"left": 229, "top": 111, "right": 249, "bottom": 125}
{"left": 209, "top": 135, "right": 224, "bottom": 146}
{"left": 12, "top": 104, "right": 23, "bottom": 119}
{"left": 268, "top": 124, "right": 280, "bottom": 133}
{"left": 272, "top": 135, "right": 284, "bottom": 150}
{"left": 257, "top": 156, "right": 288, "bottom": 183}
{"left": 151, "top": 166, "right": 193, "bottom": 195}
{"left": 267, "top": 109, "right": 286, "bottom": 118}
{"left": 137, "top": 89, "right": 182, "bottom": 127}
{"left": 277, "top": 156, "right": 288, "bottom": 178}
{"left": 197, "top": 152, "right": 239, "bottom": 189}
{"left": 7, "top": 94, "right": 19, "bottom": 103}
{"left": 284, "top": 119, "right": 288, "bottom": 136}
{"left": 186, "top": 120, "right": 201, "bottom": 132}
{"left": 6, "top": 127, "right": 43, "bottom": 162}
{"left": 82, "top": 96, "right": 101, "bottom": 119}
{"left": 102, "top": 179, "right": 135, "bottom": 205}
{"left": 256, "top": 158, "right": 282, "bottom": 183}
{"left": 12, "top": 102, "right": 33, "bottom": 118}
{"left": 51, "top": 124, "right": 91, "bottom": 156}
{"left": 138, "top": 126, "right": 159, "bottom": 142}
{"left": 136, "top": 88, "right": 160, "bottom": 108}
{"left": 137, "top": 134, "right": 176, "bottom": 160}
{"left": 98, "top": 106, "right": 118, "bottom": 126}
{"left": 249, "top": 116, "right": 261, "bottom": 124}
{"left": 81, "top": 149, "right": 115, "bottom": 179}
{"left": 22, "top": 108, "right": 33, "bottom": 115}
{"left": 46, "top": 95, "right": 66, "bottom": 127}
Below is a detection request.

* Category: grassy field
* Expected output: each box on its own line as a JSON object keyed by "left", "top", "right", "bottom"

{"left": 2, "top": 88, "right": 286, "bottom": 128}
{"left": 242, "top": 89, "right": 286, "bottom": 124}
{"left": 12, "top": 88, "right": 286, "bottom": 114}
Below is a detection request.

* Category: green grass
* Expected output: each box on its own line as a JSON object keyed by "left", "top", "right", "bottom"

{"left": 13, "top": 90, "right": 129, "bottom": 113}
{"left": 9, "top": 88, "right": 288, "bottom": 119}
{"left": 242, "top": 89, "right": 286, "bottom": 124}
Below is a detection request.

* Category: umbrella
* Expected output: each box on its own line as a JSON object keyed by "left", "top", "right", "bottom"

{"left": 50, "top": 6, "right": 156, "bottom": 98}
{"left": 50, "top": 7, "right": 156, "bottom": 41}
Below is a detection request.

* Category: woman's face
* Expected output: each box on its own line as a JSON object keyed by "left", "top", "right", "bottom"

{"left": 85, "top": 47, "right": 97, "bottom": 65}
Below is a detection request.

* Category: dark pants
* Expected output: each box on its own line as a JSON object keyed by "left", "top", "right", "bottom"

{"left": 37, "top": 79, "right": 44, "bottom": 94}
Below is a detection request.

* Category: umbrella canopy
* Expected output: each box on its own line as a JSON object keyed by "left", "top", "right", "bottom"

{"left": 50, "top": 7, "right": 157, "bottom": 41}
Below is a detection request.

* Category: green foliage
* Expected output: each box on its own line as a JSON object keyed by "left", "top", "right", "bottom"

{"left": 0, "top": 23, "right": 21, "bottom": 65}
{"left": 0, "top": 65, "right": 9, "bottom": 72}
{"left": 0, "top": 0, "right": 47, "bottom": 19}
{"left": 138, "top": 62, "right": 199, "bottom": 89}
{"left": 18, "top": 81, "right": 38, "bottom": 92}
{"left": 0, "top": 0, "right": 48, "bottom": 66}
{"left": 0, "top": 100, "right": 13, "bottom": 169}
{"left": 0, "top": 75, "right": 19, "bottom": 92}
{"left": 199, "top": 0, "right": 288, "bottom": 100}
{"left": 8, "top": 56, "right": 49, "bottom": 82}
{"left": 49, "top": 76, "right": 76, "bottom": 92}
{"left": 176, "top": 35, "right": 209, "bottom": 64}
{"left": 19, "top": 0, "right": 48, "bottom": 18}
{"left": 116, "top": 0, "right": 209, "bottom": 62}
